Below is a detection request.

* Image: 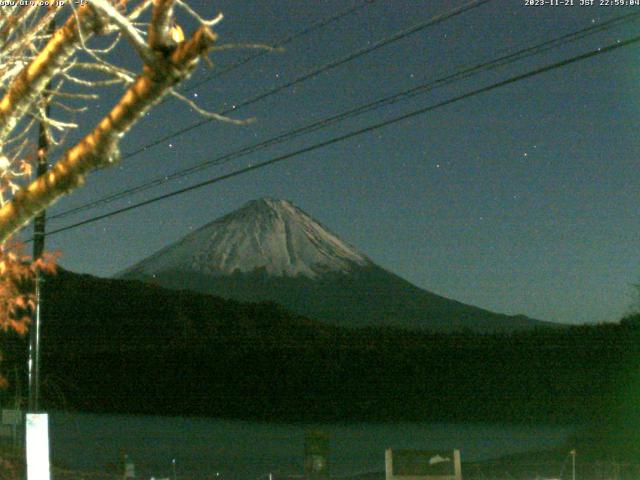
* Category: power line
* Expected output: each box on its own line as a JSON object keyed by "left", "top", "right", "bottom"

{"left": 37, "top": 33, "right": 640, "bottom": 240}
{"left": 119, "top": 0, "right": 495, "bottom": 161}
{"left": 44, "top": 1, "right": 378, "bottom": 221}
{"left": 149, "top": 1, "right": 377, "bottom": 111}
{"left": 185, "top": 0, "right": 377, "bottom": 93}
{"left": 49, "top": 10, "right": 640, "bottom": 221}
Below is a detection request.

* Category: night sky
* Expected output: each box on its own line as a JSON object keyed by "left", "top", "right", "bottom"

{"left": 25, "top": 0, "right": 640, "bottom": 325}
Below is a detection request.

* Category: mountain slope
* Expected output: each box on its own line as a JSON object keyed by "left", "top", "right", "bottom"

{"left": 121, "top": 198, "right": 554, "bottom": 332}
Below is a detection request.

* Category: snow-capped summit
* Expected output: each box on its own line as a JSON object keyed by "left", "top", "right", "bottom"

{"left": 122, "top": 197, "right": 370, "bottom": 279}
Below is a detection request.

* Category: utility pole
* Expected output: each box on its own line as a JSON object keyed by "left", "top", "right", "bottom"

{"left": 27, "top": 90, "right": 49, "bottom": 413}
{"left": 27, "top": 16, "right": 55, "bottom": 414}
{"left": 570, "top": 449, "right": 576, "bottom": 480}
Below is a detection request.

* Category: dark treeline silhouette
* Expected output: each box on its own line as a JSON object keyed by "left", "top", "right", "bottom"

{"left": 1, "top": 269, "right": 638, "bottom": 459}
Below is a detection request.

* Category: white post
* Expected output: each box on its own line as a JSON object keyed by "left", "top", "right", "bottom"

{"left": 453, "top": 449, "right": 462, "bottom": 480}
{"left": 124, "top": 454, "right": 135, "bottom": 480}
{"left": 571, "top": 449, "right": 576, "bottom": 480}
{"left": 25, "top": 413, "right": 51, "bottom": 480}
{"left": 385, "top": 449, "right": 393, "bottom": 480}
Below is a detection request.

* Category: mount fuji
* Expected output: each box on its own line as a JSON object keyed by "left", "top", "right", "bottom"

{"left": 120, "top": 198, "right": 553, "bottom": 332}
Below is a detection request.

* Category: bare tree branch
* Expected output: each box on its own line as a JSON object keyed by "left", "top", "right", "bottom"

{"left": 170, "top": 89, "right": 253, "bottom": 125}
{"left": 88, "top": 0, "right": 155, "bottom": 64}
{"left": 0, "top": 4, "right": 99, "bottom": 144}
{"left": 0, "top": 25, "right": 218, "bottom": 242}
{"left": 174, "top": 1, "right": 223, "bottom": 27}
{"left": 149, "top": 0, "right": 176, "bottom": 51}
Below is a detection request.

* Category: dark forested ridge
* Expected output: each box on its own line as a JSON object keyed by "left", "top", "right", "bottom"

{"left": 1, "top": 269, "right": 638, "bottom": 456}
{"left": 123, "top": 265, "right": 555, "bottom": 333}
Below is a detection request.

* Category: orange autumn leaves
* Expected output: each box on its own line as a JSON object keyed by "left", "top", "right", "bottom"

{"left": 0, "top": 244, "right": 57, "bottom": 337}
